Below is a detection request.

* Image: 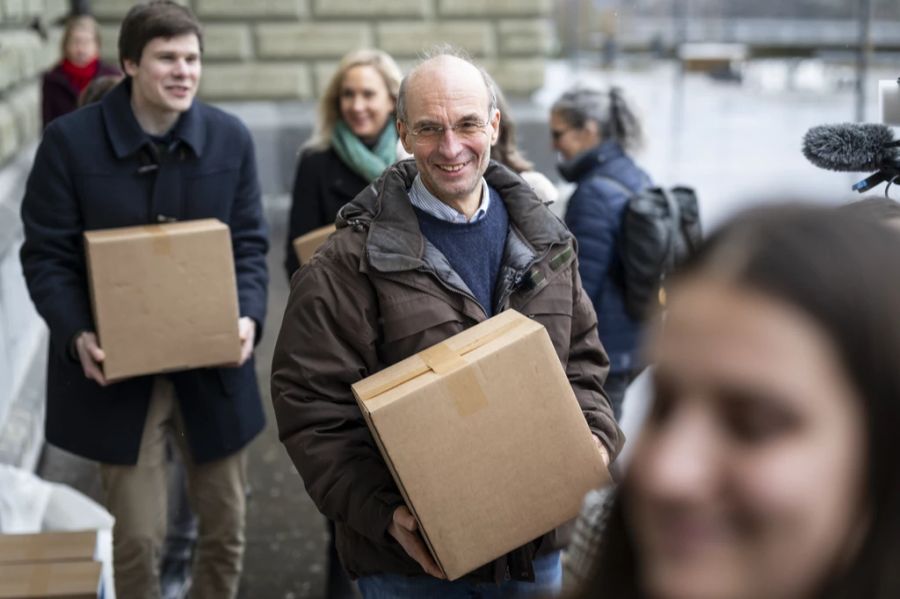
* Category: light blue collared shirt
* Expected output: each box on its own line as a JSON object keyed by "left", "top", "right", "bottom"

{"left": 408, "top": 174, "right": 491, "bottom": 223}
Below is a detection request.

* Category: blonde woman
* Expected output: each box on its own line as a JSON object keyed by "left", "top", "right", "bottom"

{"left": 285, "top": 48, "right": 403, "bottom": 277}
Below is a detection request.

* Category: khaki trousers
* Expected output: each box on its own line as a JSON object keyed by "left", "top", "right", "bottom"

{"left": 99, "top": 376, "right": 247, "bottom": 599}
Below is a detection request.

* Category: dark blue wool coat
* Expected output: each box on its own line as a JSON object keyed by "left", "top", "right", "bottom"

{"left": 562, "top": 140, "right": 652, "bottom": 374}
{"left": 20, "top": 79, "right": 269, "bottom": 465}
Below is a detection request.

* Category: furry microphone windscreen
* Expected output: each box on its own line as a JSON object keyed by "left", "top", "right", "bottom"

{"left": 802, "top": 123, "right": 896, "bottom": 172}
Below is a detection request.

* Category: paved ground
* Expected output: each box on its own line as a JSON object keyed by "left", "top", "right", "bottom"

{"left": 236, "top": 199, "right": 329, "bottom": 599}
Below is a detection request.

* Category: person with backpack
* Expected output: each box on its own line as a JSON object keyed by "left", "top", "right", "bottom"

{"left": 551, "top": 86, "right": 652, "bottom": 420}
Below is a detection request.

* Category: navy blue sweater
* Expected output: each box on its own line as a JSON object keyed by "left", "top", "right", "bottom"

{"left": 414, "top": 187, "right": 508, "bottom": 316}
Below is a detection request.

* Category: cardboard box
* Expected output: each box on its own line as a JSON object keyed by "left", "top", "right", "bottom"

{"left": 0, "top": 561, "right": 102, "bottom": 598}
{"left": 352, "top": 310, "right": 609, "bottom": 580}
{"left": 0, "top": 531, "right": 98, "bottom": 565}
{"left": 85, "top": 219, "right": 241, "bottom": 381}
{"left": 292, "top": 224, "right": 336, "bottom": 265}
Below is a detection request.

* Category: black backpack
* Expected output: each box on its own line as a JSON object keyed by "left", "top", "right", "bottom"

{"left": 595, "top": 177, "right": 702, "bottom": 320}
{"left": 617, "top": 185, "right": 702, "bottom": 320}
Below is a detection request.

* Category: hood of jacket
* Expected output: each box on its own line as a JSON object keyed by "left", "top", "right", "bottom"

{"left": 557, "top": 139, "right": 627, "bottom": 183}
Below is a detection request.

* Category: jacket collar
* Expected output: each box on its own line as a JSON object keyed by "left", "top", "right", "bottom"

{"left": 337, "top": 159, "right": 571, "bottom": 274}
{"left": 557, "top": 139, "right": 625, "bottom": 183}
{"left": 101, "top": 78, "right": 206, "bottom": 159}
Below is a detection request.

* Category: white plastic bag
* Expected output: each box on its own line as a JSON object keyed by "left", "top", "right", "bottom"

{"left": 0, "top": 464, "right": 115, "bottom": 599}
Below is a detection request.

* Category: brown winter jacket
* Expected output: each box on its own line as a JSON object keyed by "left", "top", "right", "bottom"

{"left": 271, "top": 159, "right": 623, "bottom": 581}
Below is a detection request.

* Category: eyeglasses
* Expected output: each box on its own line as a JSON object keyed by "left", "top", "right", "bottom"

{"left": 551, "top": 128, "right": 572, "bottom": 141}
{"left": 408, "top": 119, "right": 490, "bottom": 143}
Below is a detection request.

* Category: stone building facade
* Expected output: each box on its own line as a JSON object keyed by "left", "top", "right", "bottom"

{"left": 91, "top": 0, "right": 553, "bottom": 101}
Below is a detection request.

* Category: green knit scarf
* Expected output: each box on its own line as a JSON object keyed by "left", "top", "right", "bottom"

{"left": 332, "top": 119, "right": 398, "bottom": 182}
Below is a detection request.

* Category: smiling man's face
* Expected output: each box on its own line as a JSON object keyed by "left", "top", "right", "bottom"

{"left": 125, "top": 33, "right": 201, "bottom": 121}
{"left": 398, "top": 57, "right": 500, "bottom": 210}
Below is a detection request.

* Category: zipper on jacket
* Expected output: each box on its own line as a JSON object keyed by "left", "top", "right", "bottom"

{"left": 343, "top": 217, "right": 369, "bottom": 232}
{"left": 417, "top": 265, "right": 488, "bottom": 322}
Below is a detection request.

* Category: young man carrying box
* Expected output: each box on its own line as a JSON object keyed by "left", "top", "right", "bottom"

{"left": 271, "top": 51, "right": 622, "bottom": 597}
{"left": 19, "top": 2, "right": 268, "bottom": 597}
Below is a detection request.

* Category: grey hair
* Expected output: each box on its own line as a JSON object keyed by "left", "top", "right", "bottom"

{"left": 551, "top": 85, "right": 644, "bottom": 153}
{"left": 396, "top": 44, "right": 498, "bottom": 123}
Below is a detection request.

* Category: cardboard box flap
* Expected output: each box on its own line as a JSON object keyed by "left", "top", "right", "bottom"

{"left": 292, "top": 224, "right": 336, "bottom": 264}
{"left": 0, "top": 531, "right": 98, "bottom": 565}
{"left": 352, "top": 310, "right": 536, "bottom": 403}
{"left": 0, "top": 561, "right": 102, "bottom": 598}
{"left": 84, "top": 218, "right": 226, "bottom": 245}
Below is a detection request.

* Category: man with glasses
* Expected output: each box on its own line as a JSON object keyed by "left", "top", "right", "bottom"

{"left": 271, "top": 50, "right": 621, "bottom": 598}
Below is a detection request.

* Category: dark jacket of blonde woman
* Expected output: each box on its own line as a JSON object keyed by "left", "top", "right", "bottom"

{"left": 41, "top": 60, "right": 120, "bottom": 128}
{"left": 284, "top": 145, "right": 369, "bottom": 278}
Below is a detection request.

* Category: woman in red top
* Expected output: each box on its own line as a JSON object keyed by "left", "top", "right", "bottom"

{"left": 41, "top": 15, "right": 120, "bottom": 128}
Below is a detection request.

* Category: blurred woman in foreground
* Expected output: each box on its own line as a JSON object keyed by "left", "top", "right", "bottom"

{"left": 571, "top": 204, "right": 900, "bottom": 599}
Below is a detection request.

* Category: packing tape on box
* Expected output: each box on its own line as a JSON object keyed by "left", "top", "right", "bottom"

{"left": 356, "top": 312, "right": 527, "bottom": 409}
{"left": 420, "top": 343, "right": 466, "bottom": 374}
{"left": 420, "top": 343, "right": 488, "bottom": 416}
{"left": 143, "top": 225, "right": 173, "bottom": 256}
{"left": 444, "top": 363, "right": 489, "bottom": 416}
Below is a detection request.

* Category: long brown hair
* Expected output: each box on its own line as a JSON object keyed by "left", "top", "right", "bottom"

{"left": 488, "top": 75, "right": 534, "bottom": 174}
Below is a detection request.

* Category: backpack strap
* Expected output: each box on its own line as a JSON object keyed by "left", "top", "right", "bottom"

{"left": 659, "top": 187, "right": 681, "bottom": 273}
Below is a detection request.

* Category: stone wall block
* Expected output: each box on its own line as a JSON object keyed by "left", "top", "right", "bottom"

{"left": 256, "top": 22, "right": 372, "bottom": 59}
{"left": 312, "top": 60, "right": 338, "bottom": 99}
{"left": 312, "top": 0, "right": 431, "bottom": 19}
{"left": 202, "top": 24, "right": 253, "bottom": 60}
{"left": 37, "top": 29, "right": 61, "bottom": 72}
{"left": 200, "top": 62, "right": 311, "bottom": 99}
{"left": 483, "top": 58, "right": 544, "bottom": 96}
{"left": 99, "top": 25, "right": 120, "bottom": 65}
{"left": 377, "top": 21, "right": 495, "bottom": 58}
{"left": 0, "top": 103, "right": 18, "bottom": 163}
{"left": 2, "top": 0, "right": 25, "bottom": 23}
{"left": 42, "top": 0, "right": 68, "bottom": 24}
{"left": 14, "top": 32, "right": 43, "bottom": 79}
{"left": 0, "top": 35, "right": 22, "bottom": 92}
{"left": 25, "top": 0, "right": 42, "bottom": 19}
{"left": 438, "top": 0, "right": 551, "bottom": 17}
{"left": 92, "top": 0, "right": 189, "bottom": 20}
{"left": 8, "top": 83, "right": 40, "bottom": 145}
{"left": 195, "top": 0, "right": 307, "bottom": 19}
{"left": 498, "top": 19, "right": 553, "bottom": 56}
